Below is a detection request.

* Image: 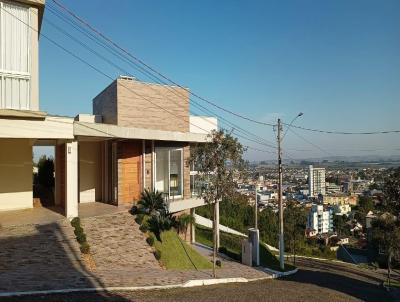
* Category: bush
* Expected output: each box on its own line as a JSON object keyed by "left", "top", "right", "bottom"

{"left": 218, "top": 246, "right": 227, "bottom": 254}
{"left": 130, "top": 205, "right": 139, "bottom": 215}
{"left": 146, "top": 235, "right": 155, "bottom": 246}
{"left": 70, "top": 217, "right": 90, "bottom": 254}
{"left": 154, "top": 250, "right": 161, "bottom": 260}
{"left": 216, "top": 260, "right": 222, "bottom": 267}
{"left": 139, "top": 224, "right": 148, "bottom": 233}
{"left": 76, "top": 232, "right": 87, "bottom": 244}
{"left": 135, "top": 214, "right": 145, "bottom": 225}
{"left": 71, "top": 217, "right": 81, "bottom": 228}
{"left": 80, "top": 242, "right": 90, "bottom": 254}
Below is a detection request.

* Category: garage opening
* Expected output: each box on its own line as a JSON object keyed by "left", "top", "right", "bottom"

{"left": 33, "top": 145, "right": 56, "bottom": 208}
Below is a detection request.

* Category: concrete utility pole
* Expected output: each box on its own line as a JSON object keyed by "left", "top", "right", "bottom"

{"left": 277, "top": 118, "right": 285, "bottom": 271}
{"left": 255, "top": 184, "right": 258, "bottom": 229}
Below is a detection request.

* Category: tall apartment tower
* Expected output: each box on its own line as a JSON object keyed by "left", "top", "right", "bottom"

{"left": 308, "top": 165, "right": 326, "bottom": 197}
{"left": 307, "top": 204, "right": 333, "bottom": 234}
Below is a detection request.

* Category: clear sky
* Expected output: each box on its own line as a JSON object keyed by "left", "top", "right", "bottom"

{"left": 38, "top": 0, "right": 400, "bottom": 161}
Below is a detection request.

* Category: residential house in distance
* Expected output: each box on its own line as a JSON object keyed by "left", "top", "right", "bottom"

{"left": 0, "top": 0, "right": 216, "bottom": 238}
{"left": 307, "top": 204, "right": 333, "bottom": 235}
{"left": 308, "top": 165, "right": 326, "bottom": 197}
{"left": 323, "top": 194, "right": 358, "bottom": 206}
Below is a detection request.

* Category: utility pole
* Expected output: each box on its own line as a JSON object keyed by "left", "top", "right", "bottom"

{"left": 255, "top": 184, "right": 258, "bottom": 229}
{"left": 277, "top": 118, "right": 285, "bottom": 271}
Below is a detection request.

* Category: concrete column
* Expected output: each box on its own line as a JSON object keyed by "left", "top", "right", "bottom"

{"left": 191, "top": 208, "right": 196, "bottom": 244}
{"left": 65, "top": 141, "right": 78, "bottom": 219}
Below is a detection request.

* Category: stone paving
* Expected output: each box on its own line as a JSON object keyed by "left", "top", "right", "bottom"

{"left": 0, "top": 210, "right": 271, "bottom": 293}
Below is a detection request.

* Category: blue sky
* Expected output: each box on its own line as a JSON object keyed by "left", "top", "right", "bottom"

{"left": 37, "top": 0, "right": 400, "bottom": 161}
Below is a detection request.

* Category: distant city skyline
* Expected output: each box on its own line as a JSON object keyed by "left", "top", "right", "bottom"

{"left": 38, "top": 0, "right": 400, "bottom": 160}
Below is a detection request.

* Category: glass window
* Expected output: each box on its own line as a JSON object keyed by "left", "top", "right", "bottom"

{"left": 170, "top": 149, "right": 182, "bottom": 196}
{"left": 0, "top": 1, "right": 31, "bottom": 110}
{"left": 155, "top": 148, "right": 169, "bottom": 194}
{"left": 155, "top": 148, "right": 183, "bottom": 199}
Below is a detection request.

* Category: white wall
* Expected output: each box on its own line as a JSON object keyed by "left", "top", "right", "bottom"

{"left": 0, "top": 139, "right": 33, "bottom": 211}
{"left": 79, "top": 141, "right": 102, "bottom": 203}
{"left": 189, "top": 116, "right": 218, "bottom": 134}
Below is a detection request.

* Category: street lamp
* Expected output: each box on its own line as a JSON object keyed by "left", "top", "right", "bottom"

{"left": 282, "top": 112, "right": 303, "bottom": 140}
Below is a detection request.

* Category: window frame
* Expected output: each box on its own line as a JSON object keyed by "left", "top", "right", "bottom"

{"left": 154, "top": 147, "right": 184, "bottom": 200}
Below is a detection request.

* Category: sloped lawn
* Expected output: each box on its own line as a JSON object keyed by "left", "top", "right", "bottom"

{"left": 195, "top": 224, "right": 295, "bottom": 272}
{"left": 154, "top": 230, "right": 213, "bottom": 270}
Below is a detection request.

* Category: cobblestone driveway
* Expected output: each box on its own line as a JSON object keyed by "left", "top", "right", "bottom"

{"left": 0, "top": 211, "right": 270, "bottom": 293}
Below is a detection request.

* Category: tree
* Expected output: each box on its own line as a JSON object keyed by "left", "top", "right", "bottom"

{"left": 333, "top": 214, "right": 348, "bottom": 236}
{"left": 37, "top": 155, "right": 54, "bottom": 188}
{"left": 284, "top": 202, "right": 307, "bottom": 265}
{"left": 137, "top": 189, "right": 167, "bottom": 216}
{"left": 190, "top": 129, "right": 247, "bottom": 277}
{"left": 177, "top": 213, "right": 196, "bottom": 241}
{"left": 383, "top": 167, "right": 400, "bottom": 216}
{"left": 371, "top": 213, "right": 400, "bottom": 287}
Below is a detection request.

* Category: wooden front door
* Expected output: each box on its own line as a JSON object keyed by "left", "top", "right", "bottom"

{"left": 118, "top": 141, "right": 142, "bottom": 204}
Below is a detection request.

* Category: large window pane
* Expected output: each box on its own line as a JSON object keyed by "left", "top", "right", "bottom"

{"left": 170, "top": 149, "right": 182, "bottom": 196}
{"left": 3, "top": 2, "right": 29, "bottom": 73}
{"left": 155, "top": 148, "right": 169, "bottom": 194}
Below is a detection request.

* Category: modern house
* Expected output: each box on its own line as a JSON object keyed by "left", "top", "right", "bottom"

{"left": 0, "top": 0, "right": 216, "bottom": 222}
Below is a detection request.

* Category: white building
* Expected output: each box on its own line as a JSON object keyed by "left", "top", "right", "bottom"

{"left": 333, "top": 204, "right": 352, "bottom": 216}
{"left": 308, "top": 165, "right": 326, "bottom": 197}
{"left": 307, "top": 204, "right": 333, "bottom": 234}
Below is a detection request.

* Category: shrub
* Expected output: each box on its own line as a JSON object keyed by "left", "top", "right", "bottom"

{"left": 76, "top": 232, "right": 87, "bottom": 244}
{"left": 130, "top": 205, "right": 139, "bottom": 215}
{"left": 216, "top": 260, "right": 222, "bottom": 267}
{"left": 139, "top": 224, "right": 148, "bottom": 233}
{"left": 154, "top": 250, "right": 161, "bottom": 260}
{"left": 71, "top": 217, "right": 81, "bottom": 228}
{"left": 146, "top": 235, "right": 155, "bottom": 246}
{"left": 135, "top": 214, "right": 145, "bottom": 225}
{"left": 80, "top": 242, "right": 90, "bottom": 254}
{"left": 73, "top": 226, "right": 83, "bottom": 236}
{"left": 218, "top": 246, "right": 227, "bottom": 254}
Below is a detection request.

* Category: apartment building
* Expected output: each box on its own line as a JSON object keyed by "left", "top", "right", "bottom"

{"left": 0, "top": 0, "right": 216, "bottom": 223}
{"left": 308, "top": 165, "right": 326, "bottom": 197}
{"left": 307, "top": 204, "right": 333, "bottom": 234}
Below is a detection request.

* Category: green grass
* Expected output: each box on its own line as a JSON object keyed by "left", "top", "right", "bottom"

{"left": 195, "top": 224, "right": 295, "bottom": 272}
{"left": 153, "top": 230, "right": 213, "bottom": 270}
{"left": 384, "top": 280, "right": 400, "bottom": 288}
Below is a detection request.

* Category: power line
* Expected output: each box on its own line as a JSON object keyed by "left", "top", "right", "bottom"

{"left": 288, "top": 128, "right": 334, "bottom": 157}
{"left": 42, "top": 3, "right": 278, "bottom": 149}
{"left": 285, "top": 123, "right": 400, "bottom": 135}
{"left": 45, "top": 7, "right": 276, "bottom": 148}
{"left": 50, "top": 0, "right": 276, "bottom": 127}
{"left": 4, "top": 5, "right": 276, "bottom": 156}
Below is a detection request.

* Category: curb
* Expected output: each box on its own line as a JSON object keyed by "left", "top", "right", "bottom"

{"left": 0, "top": 273, "right": 289, "bottom": 298}
{"left": 259, "top": 267, "right": 298, "bottom": 278}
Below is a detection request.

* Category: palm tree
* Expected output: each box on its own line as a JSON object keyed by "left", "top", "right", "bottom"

{"left": 177, "top": 214, "right": 196, "bottom": 241}
{"left": 137, "top": 189, "right": 167, "bottom": 215}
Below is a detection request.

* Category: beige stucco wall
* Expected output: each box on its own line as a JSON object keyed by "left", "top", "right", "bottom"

{"left": 0, "top": 139, "right": 33, "bottom": 211}
{"left": 79, "top": 141, "right": 102, "bottom": 203}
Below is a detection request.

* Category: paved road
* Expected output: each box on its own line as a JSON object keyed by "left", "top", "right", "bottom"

{"left": 1, "top": 258, "right": 398, "bottom": 302}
